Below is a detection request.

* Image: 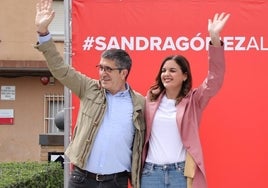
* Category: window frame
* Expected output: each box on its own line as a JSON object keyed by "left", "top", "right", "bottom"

{"left": 49, "top": 0, "right": 64, "bottom": 41}
{"left": 44, "top": 94, "right": 64, "bottom": 134}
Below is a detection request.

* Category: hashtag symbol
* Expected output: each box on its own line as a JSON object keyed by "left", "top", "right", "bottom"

{"left": 83, "top": 36, "right": 94, "bottom": 51}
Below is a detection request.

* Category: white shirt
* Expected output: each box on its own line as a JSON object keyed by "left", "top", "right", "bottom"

{"left": 146, "top": 95, "right": 186, "bottom": 164}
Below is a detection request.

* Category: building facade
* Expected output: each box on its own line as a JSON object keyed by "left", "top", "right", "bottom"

{"left": 0, "top": 0, "right": 65, "bottom": 162}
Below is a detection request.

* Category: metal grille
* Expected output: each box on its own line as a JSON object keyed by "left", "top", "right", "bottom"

{"left": 44, "top": 94, "right": 64, "bottom": 134}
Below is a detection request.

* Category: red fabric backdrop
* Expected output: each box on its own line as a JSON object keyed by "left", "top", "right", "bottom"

{"left": 71, "top": 1, "right": 268, "bottom": 187}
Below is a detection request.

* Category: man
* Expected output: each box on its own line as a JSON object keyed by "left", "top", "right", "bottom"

{"left": 35, "top": 0, "right": 145, "bottom": 188}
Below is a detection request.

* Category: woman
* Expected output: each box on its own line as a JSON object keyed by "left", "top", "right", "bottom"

{"left": 141, "top": 12, "right": 230, "bottom": 188}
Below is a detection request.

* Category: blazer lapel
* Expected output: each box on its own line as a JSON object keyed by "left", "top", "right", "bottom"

{"left": 145, "top": 100, "right": 158, "bottom": 139}
{"left": 176, "top": 98, "right": 188, "bottom": 132}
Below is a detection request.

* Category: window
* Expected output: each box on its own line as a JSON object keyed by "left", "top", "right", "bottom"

{"left": 44, "top": 94, "right": 64, "bottom": 134}
{"left": 49, "top": 0, "right": 64, "bottom": 41}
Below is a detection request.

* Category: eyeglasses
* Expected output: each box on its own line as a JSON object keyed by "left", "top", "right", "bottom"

{"left": 96, "top": 64, "right": 123, "bottom": 73}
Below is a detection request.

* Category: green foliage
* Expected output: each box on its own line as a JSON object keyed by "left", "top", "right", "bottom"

{"left": 0, "top": 162, "right": 63, "bottom": 188}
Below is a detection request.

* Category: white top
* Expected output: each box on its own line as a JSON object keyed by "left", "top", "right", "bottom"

{"left": 146, "top": 95, "right": 186, "bottom": 164}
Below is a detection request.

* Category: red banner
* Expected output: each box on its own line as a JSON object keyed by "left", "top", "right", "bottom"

{"left": 72, "top": 1, "right": 268, "bottom": 187}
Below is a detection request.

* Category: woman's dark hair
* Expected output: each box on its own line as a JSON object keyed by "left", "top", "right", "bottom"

{"left": 150, "top": 55, "right": 193, "bottom": 104}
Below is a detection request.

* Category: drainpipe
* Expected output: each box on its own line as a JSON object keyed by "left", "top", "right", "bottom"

{"left": 64, "top": 0, "right": 72, "bottom": 187}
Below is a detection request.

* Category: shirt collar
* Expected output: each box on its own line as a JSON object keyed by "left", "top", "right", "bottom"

{"left": 106, "top": 83, "right": 130, "bottom": 97}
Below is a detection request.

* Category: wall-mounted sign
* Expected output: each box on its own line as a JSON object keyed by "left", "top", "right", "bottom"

{"left": 0, "top": 109, "right": 14, "bottom": 125}
{"left": 1, "top": 86, "right": 16, "bottom": 100}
